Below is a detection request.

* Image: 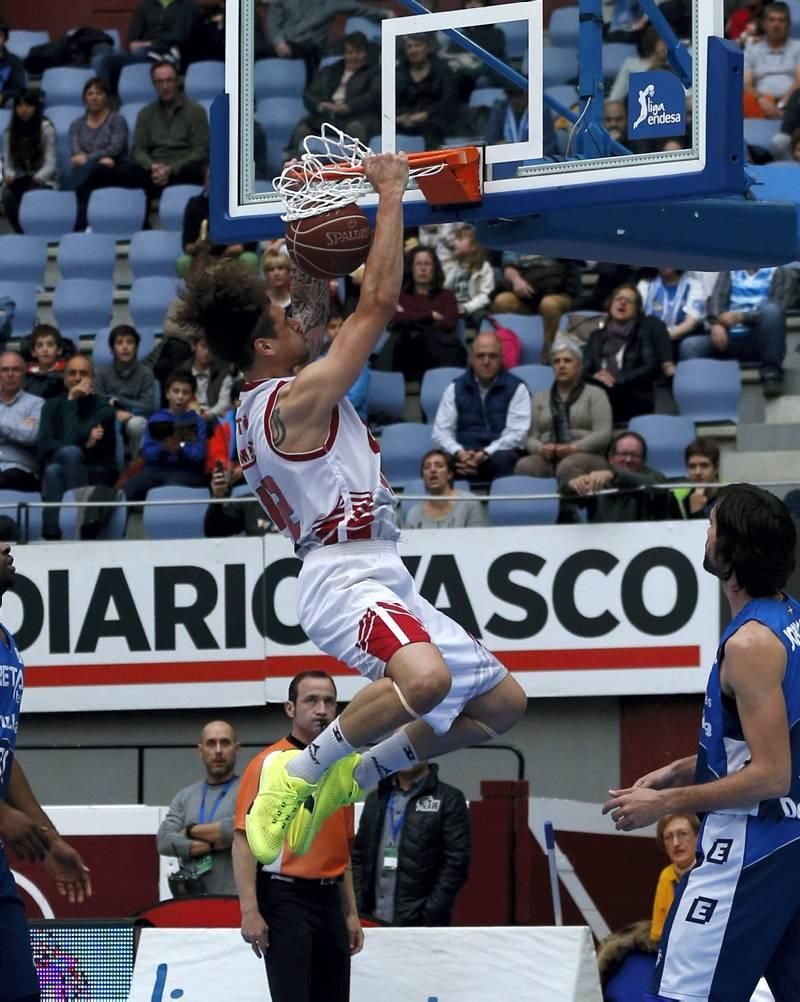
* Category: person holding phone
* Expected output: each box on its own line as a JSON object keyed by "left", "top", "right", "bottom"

{"left": 121, "top": 370, "right": 207, "bottom": 502}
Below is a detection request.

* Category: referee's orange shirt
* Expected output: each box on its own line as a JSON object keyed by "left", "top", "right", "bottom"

{"left": 234, "top": 737, "right": 354, "bottom": 880}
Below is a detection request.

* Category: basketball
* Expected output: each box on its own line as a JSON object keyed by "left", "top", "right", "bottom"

{"left": 285, "top": 204, "right": 372, "bottom": 279}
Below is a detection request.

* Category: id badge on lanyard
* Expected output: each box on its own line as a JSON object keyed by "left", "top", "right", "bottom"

{"left": 382, "top": 792, "right": 404, "bottom": 872}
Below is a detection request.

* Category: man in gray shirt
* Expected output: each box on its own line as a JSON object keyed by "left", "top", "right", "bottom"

{"left": 157, "top": 720, "right": 241, "bottom": 896}
{"left": 0, "top": 351, "right": 44, "bottom": 492}
{"left": 266, "top": 0, "right": 389, "bottom": 68}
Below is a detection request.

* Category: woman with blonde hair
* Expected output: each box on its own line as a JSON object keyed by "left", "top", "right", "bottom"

{"left": 261, "top": 250, "right": 291, "bottom": 311}
{"left": 443, "top": 224, "right": 495, "bottom": 330}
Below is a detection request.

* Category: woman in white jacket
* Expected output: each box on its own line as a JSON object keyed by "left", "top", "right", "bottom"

{"left": 443, "top": 223, "right": 496, "bottom": 331}
{"left": 2, "top": 89, "right": 59, "bottom": 233}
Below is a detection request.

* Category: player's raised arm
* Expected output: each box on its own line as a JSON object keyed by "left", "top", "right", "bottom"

{"left": 288, "top": 153, "right": 408, "bottom": 414}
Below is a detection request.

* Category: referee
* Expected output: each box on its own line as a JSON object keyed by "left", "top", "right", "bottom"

{"left": 233, "top": 671, "right": 362, "bottom": 1002}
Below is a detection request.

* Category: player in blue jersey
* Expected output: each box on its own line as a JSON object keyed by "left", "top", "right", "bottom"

{"left": 603, "top": 483, "right": 800, "bottom": 1002}
{"left": 0, "top": 543, "right": 92, "bottom": 1002}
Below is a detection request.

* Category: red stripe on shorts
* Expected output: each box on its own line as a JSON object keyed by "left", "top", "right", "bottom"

{"left": 356, "top": 602, "right": 430, "bottom": 663}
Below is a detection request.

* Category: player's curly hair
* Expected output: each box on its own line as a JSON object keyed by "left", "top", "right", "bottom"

{"left": 712, "top": 484, "right": 796, "bottom": 597}
{"left": 176, "top": 260, "right": 274, "bottom": 371}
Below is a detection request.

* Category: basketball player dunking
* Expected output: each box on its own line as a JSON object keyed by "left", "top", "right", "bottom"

{"left": 178, "top": 153, "right": 526, "bottom": 864}
{"left": 604, "top": 484, "right": 800, "bottom": 1001}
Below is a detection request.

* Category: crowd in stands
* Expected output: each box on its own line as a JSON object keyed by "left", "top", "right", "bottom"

{"left": 0, "top": 0, "right": 798, "bottom": 540}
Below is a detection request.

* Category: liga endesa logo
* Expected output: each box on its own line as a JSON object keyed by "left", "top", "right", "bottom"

{"left": 628, "top": 70, "right": 686, "bottom": 139}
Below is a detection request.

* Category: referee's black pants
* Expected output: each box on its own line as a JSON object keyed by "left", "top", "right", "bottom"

{"left": 256, "top": 873, "right": 351, "bottom": 1002}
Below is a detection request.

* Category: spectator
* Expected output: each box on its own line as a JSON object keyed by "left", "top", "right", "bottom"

{"left": 64, "top": 77, "right": 129, "bottom": 232}
{"left": 728, "top": 0, "right": 766, "bottom": 43}
{"left": 679, "top": 266, "right": 794, "bottom": 397}
{"left": 402, "top": 448, "right": 487, "bottom": 529}
{"left": 566, "top": 430, "right": 669, "bottom": 523}
{"left": 583, "top": 284, "right": 663, "bottom": 424}
{"left": 609, "top": 26, "right": 670, "bottom": 103}
{"left": 39, "top": 356, "right": 117, "bottom": 540}
{"left": 25, "top": 325, "right": 66, "bottom": 401}
{"left": 773, "top": 91, "right": 800, "bottom": 156}
{"left": 352, "top": 761, "right": 471, "bottom": 926}
{"left": 122, "top": 370, "right": 207, "bottom": 501}
{"left": 493, "top": 253, "right": 582, "bottom": 360}
{"left": 1, "top": 89, "right": 58, "bottom": 234}
{"left": 325, "top": 309, "right": 369, "bottom": 420}
{"left": 93, "top": 0, "right": 201, "bottom": 94}
{"left": 175, "top": 333, "right": 233, "bottom": 420}
{"left": 669, "top": 437, "right": 721, "bottom": 520}
{"left": 743, "top": 1, "right": 800, "bottom": 118}
{"left": 395, "top": 34, "right": 457, "bottom": 150}
{"left": 184, "top": 1, "right": 269, "bottom": 64}
{"left": 261, "top": 251, "right": 292, "bottom": 312}
{"left": 128, "top": 61, "right": 209, "bottom": 203}
{"left": 597, "top": 921, "right": 660, "bottom": 1002}
{"left": 264, "top": 0, "right": 389, "bottom": 73}
{"left": 390, "top": 246, "right": 465, "bottom": 382}
{"left": 156, "top": 720, "right": 241, "bottom": 896}
{"left": 204, "top": 462, "right": 270, "bottom": 537}
{"left": 94, "top": 324, "right": 155, "bottom": 459}
{"left": 0, "top": 351, "right": 44, "bottom": 491}
{"left": 637, "top": 268, "right": 707, "bottom": 361}
{"left": 603, "top": 100, "right": 628, "bottom": 143}
{"left": 443, "top": 224, "right": 496, "bottom": 331}
{"left": 233, "top": 671, "right": 362, "bottom": 1002}
{"left": 437, "top": 0, "right": 506, "bottom": 97}
{"left": 291, "top": 31, "right": 381, "bottom": 151}
{"left": 0, "top": 20, "right": 26, "bottom": 108}
{"left": 603, "top": 0, "right": 647, "bottom": 44}
{"left": 176, "top": 168, "right": 259, "bottom": 279}
{"left": 650, "top": 813, "right": 700, "bottom": 940}
{"left": 432, "top": 331, "right": 531, "bottom": 484}
{"left": 515, "top": 336, "right": 612, "bottom": 488}
{"left": 484, "top": 86, "right": 559, "bottom": 159}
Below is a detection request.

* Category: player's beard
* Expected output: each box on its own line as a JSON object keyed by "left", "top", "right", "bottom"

{"left": 703, "top": 541, "right": 728, "bottom": 581}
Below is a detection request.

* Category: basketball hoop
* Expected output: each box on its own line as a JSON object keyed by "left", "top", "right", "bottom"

{"left": 273, "top": 123, "right": 483, "bottom": 221}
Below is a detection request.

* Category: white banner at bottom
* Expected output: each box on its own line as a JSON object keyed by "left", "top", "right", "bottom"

{"left": 128, "top": 926, "right": 602, "bottom": 1002}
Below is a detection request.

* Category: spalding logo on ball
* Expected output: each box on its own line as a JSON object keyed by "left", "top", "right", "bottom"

{"left": 286, "top": 203, "right": 373, "bottom": 279}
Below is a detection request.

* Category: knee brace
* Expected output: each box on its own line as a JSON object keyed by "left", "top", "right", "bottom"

{"left": 464, "top": 714, "right": 500, "bottom": 740}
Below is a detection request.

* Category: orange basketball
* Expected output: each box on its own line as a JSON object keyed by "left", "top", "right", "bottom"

{"left": 285, "top": 204, "right": 372, "bottom": 279}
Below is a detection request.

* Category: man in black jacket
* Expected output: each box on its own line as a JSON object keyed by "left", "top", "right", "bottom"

{"left": 351, "top": 761, "right": 471, "bottom": 926}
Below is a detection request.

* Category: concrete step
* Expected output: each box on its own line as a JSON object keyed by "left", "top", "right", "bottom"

{"left": 721, "top": 449, "right": 800, "bottom": 483}
{"left": 737, "top": 422, "right": 800, "bottom": 452}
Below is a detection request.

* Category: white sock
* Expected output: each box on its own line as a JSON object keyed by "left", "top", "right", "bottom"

{"left": 354, "top": 729, "right": 419, "bottom": 788}
{"left": 285, "top": 716, "right": 355, "bottom": 783}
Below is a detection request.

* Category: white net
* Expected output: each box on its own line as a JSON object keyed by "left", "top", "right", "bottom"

{"left": 272, "top": 123, "right": 447, "bottom": 221}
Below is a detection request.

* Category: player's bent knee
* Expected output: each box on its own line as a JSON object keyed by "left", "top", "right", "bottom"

{"left": 476, "top": 675, "right": 527, "bottom": 735}
{"left": 387, "top": 647, "right": 452, "bottom": 716}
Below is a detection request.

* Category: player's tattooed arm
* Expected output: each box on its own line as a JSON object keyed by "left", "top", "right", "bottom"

{"left": 270, "top": 407, "right": 287, "bottom": 446}
{"left": 289, "top": 260, "right": 329, "bottom": 361}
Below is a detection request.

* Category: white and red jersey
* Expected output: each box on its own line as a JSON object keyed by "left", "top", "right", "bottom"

{"left": 236, "top": 377, "right": 399, "bottom": 559}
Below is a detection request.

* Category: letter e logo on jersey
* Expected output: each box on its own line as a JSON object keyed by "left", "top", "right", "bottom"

{"left": 628, "top": 71, "right": 685, "bottom": 139}
{"left": 686, "top": 897, "right": 718, "bottom": 924}
{"left": 706, "top": 839, "right": 733, "bottom": 865}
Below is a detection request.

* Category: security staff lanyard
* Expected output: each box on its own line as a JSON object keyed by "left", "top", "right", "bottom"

{"left": 195, "top": 778, "right": 234, "bottom": 876}
{"left": 383, "top": 791, "right": 407, "bottom": 872}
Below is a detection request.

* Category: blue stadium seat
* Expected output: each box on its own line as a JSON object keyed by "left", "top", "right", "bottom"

{"left": 118, "top": 62, "right": 155, "bottom": 105}
{"left": 396, "top": 478, "right": 425, "bottom": 523}
{"left": 673, "top": 359, "right": 741, "bottom": 423}
{"left": 119, "top": 102, "right": 146, "bottom": 137}
{"left": 184, "top": 60, "right": 225, "bottom": 101}
{"left": 92, "top": 329, "right": 113, "bottom": 368}
{"left": 254, "top": 58, "right": 306, "bottom": 101}
{"left": 488, "top": 476, "right": 559, "bottom": 526}
{"left": 419, "top": 367, "right": 464, "bottom": 422}
{"left": 60, "top": 488, "right": 127, "bottom": 541}
{"left": 0, "top": 283, "right": 37, "bottom": 337}
{"left": 481, "top": 314, "right": 545, "bottom": 364}
{"left": 19, "top": 189, "right": 77, "bottom": 239}
{"left": 510, "top": 364, "right": 554, "bottom": 396}
{"left": 344, "top": 15, "right": 383, "bottom": 43}
{"left": 6, "top": 30, "right": 49, "bottom": 60}
{"left": 44, "top": 104, "right": 82, "bottom": 176}
{"left": 743, "top": 118, "right": 782, "bottom": 150}
{"left": 128, "top": 277, "right": 178, "bottom": 336}
{"left": 0, "top": 108, "right": 11, "bottom": 135}
{"left": 87, "top": 187, "right": 147, "bottom": 239}
{"left": 366, "top": 370, "right": 406, "bottom": 423}
{"left": 256, "top": 96, "right": 307, "bottom": 176}
{"left": 57, "top": 232, "right": 117, "bottom": 281}
{"left": 53, "top": 278, "right": 114, "bottom": 339}
{"left": 0, "top": 235, "right": 48, "bottom": 285}
{"left": 603, "top": 43, "right": 637, "bottom": 82}
{"left": 41, "top": 67, "right": 94, "bottom": 107}
{"left": 129, "top": 230, "right": 183, "bottom": 279}
{"left": 158, "top": 184, "right": 203, "bottom": 231}
{"left": 468, "top": 87, "right": 506, "bottom": 109}
{"left": 548, "top": 6, "right": 580, "bottom": 47}
{"left": 380, "top": 423, "right": 434, "bottom": 484}
{"left": 142, "top": 486, "right": 210, "bottom": 539}
{"left": 545, "top": 84, "right": 579, "bottom": 112}
{"left": 628, "top": 414, "right": 697, "bottom": 479}
{"left": 543, "top": 47, "right": 578, "bottom": 86}
{"left": 0, "top": 491, "right": 43, "bottom": 542}
{"left": 498, "top": 20, "right": 528, "bottom": 61}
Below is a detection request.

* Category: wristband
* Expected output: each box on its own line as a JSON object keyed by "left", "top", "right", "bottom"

{"left": 186, "top": 824, "right": 195, "bottom": 840}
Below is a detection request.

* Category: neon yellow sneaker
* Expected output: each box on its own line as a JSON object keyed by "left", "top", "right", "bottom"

{"left": 287, "top": 752, "right": 365, "bottom": 857}
{"left": 245, "top": 749, "right": 317, "bottom": 864}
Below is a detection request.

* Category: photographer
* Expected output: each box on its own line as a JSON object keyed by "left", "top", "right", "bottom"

{"left": 121, "top": 370, "right": 207, "bottom": 501}
{"left": 157, "top": 720, "right": 241, "bottom": 896}
{"left": 204, "top": 461, "right": 271, "bottom": 537}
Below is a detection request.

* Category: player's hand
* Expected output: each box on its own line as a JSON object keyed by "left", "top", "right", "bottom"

{"left": 346, "top": 914, "right": 364, "bottom": 956}
{"left": 241, "top": 908, "right": 269, "bottom": 957}
{"left": 44, "top": 838, "right": 92, "bottom": 903}
{"left": 0, "top": 802, "right": 51, "bottom": 861}
{"left": 363, "top": 152, "right": 409, "bottom": 198}
{"left": 602, "top": 786, "right": 665, "bottom": 831}
{"left": 632, "top": 763, "right": 680, "bottom": 790}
